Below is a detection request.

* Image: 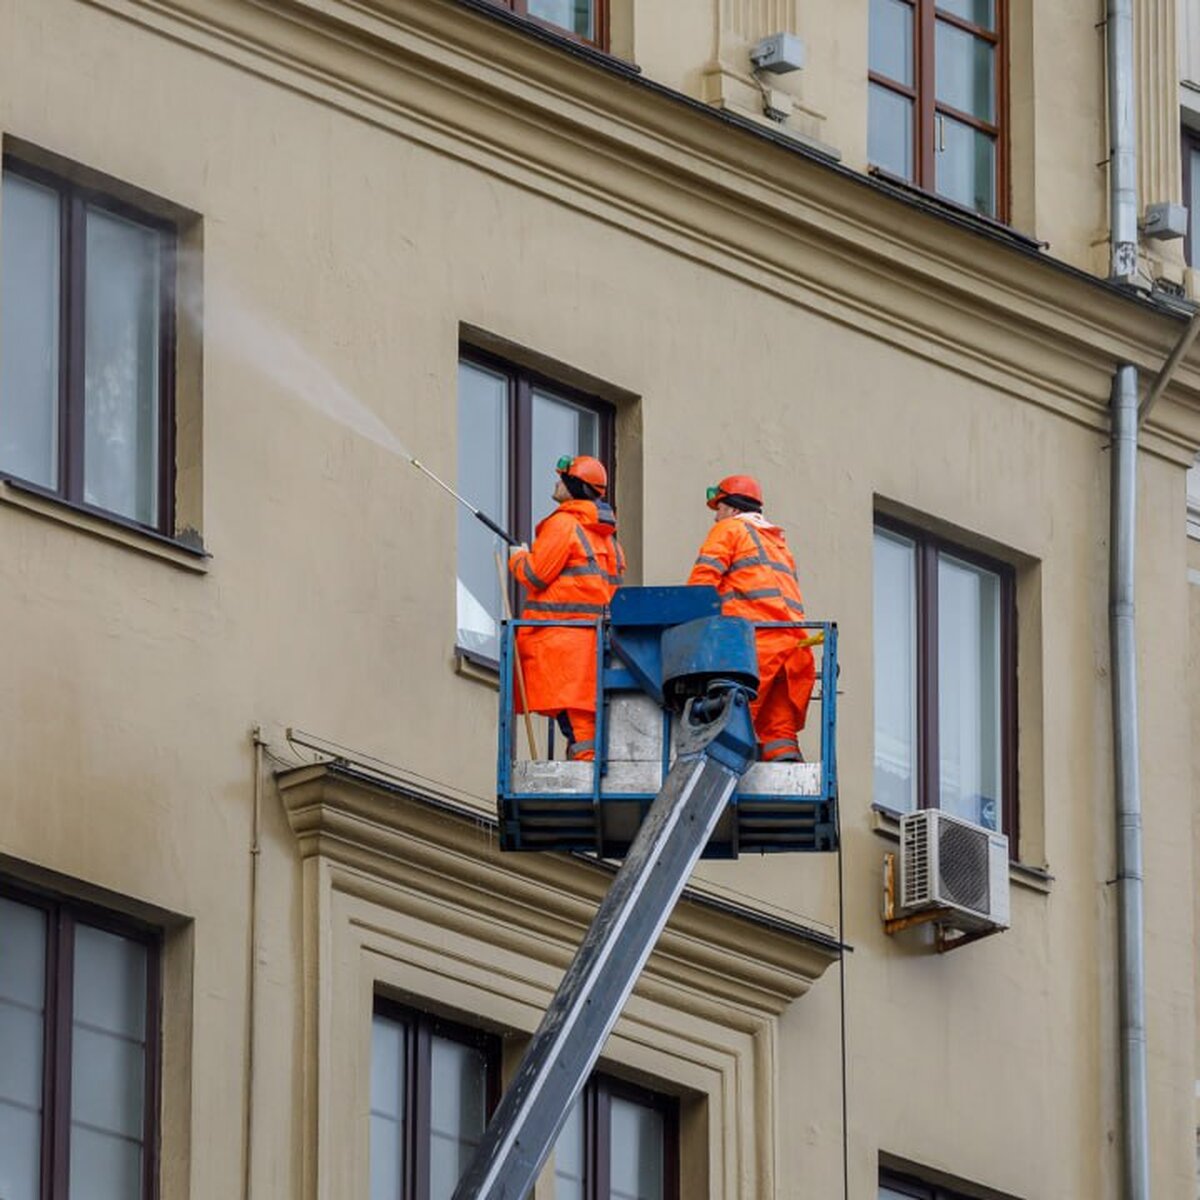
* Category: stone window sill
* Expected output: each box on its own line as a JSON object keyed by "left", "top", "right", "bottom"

{"left": 0, "top": 478, "right": 209, "bottom": 574}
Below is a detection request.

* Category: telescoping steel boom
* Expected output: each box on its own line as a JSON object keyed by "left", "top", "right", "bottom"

{"left": 452, "top": 679, "right": 759, "bottom": 1200}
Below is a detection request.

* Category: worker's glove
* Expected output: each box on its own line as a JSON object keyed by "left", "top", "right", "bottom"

{"left": 508, "top": 542, "right": 529, "bottom": 558}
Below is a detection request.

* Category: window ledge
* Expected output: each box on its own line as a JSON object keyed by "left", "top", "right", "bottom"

{"left": 0, "top": 479, "right": 209, "bottom": 573}
{"left": 454, "top": 646, "right": 500, "bottom": 689}
{"left": 870, "top": 805, "right": 1052, "bottom": 893}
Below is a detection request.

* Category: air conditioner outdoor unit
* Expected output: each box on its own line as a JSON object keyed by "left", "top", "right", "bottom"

{"left": 899, "top": 809, "right": 1010, "bottom": 932}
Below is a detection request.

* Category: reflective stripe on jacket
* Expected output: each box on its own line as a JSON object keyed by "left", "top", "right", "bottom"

{"left": 687, "top": 513, "right": 814, "bottom": 732}
{"left": 687, "top": 514, "right": 805, "bottom": 625}
{"left": 509, "top": 499, "right": 624, "bottom": 714}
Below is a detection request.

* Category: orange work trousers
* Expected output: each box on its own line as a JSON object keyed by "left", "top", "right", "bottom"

{"left": 751, "top": 645, "right": 816, "bottom": 762}
{"left": 555, "top": 709, "right": 597, "bottom": 761}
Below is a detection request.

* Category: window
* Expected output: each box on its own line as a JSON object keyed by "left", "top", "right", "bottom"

{"left": 873, "top": 518, "right": 1016, "bottom": 842}
{"left": 555, "top": 1075, "right": 678, "bottom": 1200}
{"left": 370, "top": 1001, "right": 501, "bottom": 1200}
{"left": 487, "top": 0, "right": 608, "bottom": 48}
{"left": 868, "top": 0, "right": 1007, "bottom": 219}
{"left": 456, "top": 352, "right": 614, "bottom": 661}
{"left": 0, "top": 884, "right": 160, "bottom": 1200}
{"left": 880, "top": 1169, "right": 983, "bottom": 1199}
{"left": 1183, "top": 127, "right": 1200, "bottom": 268}
{"left": 0, "top": 159, "right": 175, "bottom": 533}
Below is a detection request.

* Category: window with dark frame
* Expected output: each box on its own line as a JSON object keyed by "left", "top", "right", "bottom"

{"left": 880, "top": 1168, "right": 985, "bottom": 1199}
{"left": 554, "top": 1074, "right": 679, "bottom": 1200}
{"left": 0, "top": 882, "right": 161, "bottom": 1200}
{"left": 0, "top": 158, "right": 176, "bottom": 535}
{"left": 872, "top": 517, "right": 1017, "bottom": 847}
{"left": 370, "top": 1000, "right": 502, "bottom": 1200}
{"left": 485, "top": 0, "right": 609, "bottom": 49}
{"left": 456, "top": 351, "right": 615, "bottom": 664}
{"left": 1183, "top": 126, "right": 1200, "bottom": 268}
{"left": 868, "top": 0, "right": 1008, "bottom": 220}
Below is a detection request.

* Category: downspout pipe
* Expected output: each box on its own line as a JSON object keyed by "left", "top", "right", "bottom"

{"left": 1110, "top": 366, "right": 1151, "bottom": 1200}
{"left": 1107, "top": 0, "right": 1139, "bottom": 283}
{"left": 1105, "top": 1, "right": 1150, "bottom": 1195}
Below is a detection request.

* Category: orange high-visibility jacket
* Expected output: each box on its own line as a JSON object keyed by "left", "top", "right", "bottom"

{"left": 509, "top": 499, "right": 625, "bottom": 714}
{"left": 687, "top": 513, "right": 814, "bottom": 724}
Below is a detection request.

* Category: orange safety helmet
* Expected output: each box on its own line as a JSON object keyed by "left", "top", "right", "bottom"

{"left": 556, "top": 454, "right": 608, "bottom": 496}
{"left": 706, "top": 473, "right": 763, "bottom": 510}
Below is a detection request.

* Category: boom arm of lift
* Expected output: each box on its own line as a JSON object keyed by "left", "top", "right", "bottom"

{"left": 451, "top": 682, "right": 759, "bottom": 1200}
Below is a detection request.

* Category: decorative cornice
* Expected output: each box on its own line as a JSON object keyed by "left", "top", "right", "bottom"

{"left": 82, "top": 0, "right": 1200, "bottom": 460}
{"left": 277, "top": 762, "right": 840, "bottom": 1015}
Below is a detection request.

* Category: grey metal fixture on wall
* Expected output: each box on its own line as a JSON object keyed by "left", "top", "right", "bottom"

{"left": 1105, "top": 0, "right": 1151, "bottom": 1196}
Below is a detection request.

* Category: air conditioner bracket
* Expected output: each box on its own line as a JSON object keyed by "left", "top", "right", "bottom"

{"left": 881, "top": 852, "right": 1004, "bottom": 954}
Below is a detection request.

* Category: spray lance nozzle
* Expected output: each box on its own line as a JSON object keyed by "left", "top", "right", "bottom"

{"left": 408, "top": 456, "right": 519, "bottom": 547}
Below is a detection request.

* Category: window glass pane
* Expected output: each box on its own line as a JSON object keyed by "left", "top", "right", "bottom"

{"left": 68, "top": 1124, "right": 143, "bottom": 1200}
{"left": 868, "top": 84, "right": 915, "bottom": 180}
{"left": 73, "top": 922, "right": 148, "bottom": 1039}
{"left": 936, "top": 116, "right": 996, "bottom": 216}
{"left": 428, "top": 1035, "right": 488, "bottom": 1200}
{"left": 937, "top": 0, "right": 994, "bottom": 30}
{"left": 70, "top": 925, "right": 148, "bottom": 1200}
{"left": 936, "top": 22, "right": 995, "bottom": 121}
{"left": 869, "top": 0, "right": 914, "bottom": 85}
{"left": 527, "top": 0, "right": 594, "bottom": 39}
{"left": 84, "top": 206, "right": 163, "bottom": 526}
{"left": 370, "top": 1014, "right": 407, "bottom": 1200}
{"left": 456, "top": 361, "right": 510, "bottom": 659}
{"left": 873, "top": 529, "right": 918, "bottom": 813}
{"left": 531, "top": 388, "right": 600, "bottom": 529}
{"left": 937, "top": 554, "right": 1002, "bottom": 830}
{"left": 554, "top": 1096, "right": 585, "bottom": 1200}
{"left": 0, "top": 172, "right": 61, "bottom": 489}
{"left": 1189, "top": 147, "right": 1200, "bottom": 268}
{"left": 609, "top": 1095, "right": 663, "bottom": 1200}
{"left": 0, "top": 899, "right": 46, "bottom": 1200}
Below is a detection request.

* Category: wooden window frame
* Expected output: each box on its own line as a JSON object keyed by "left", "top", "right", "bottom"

{"left": 486, "top": 0, "right": 610, "bottom": 51}
{"left": 0, "top": 155, "right": 177, "bottom": 537}
{"left": 868, "top": 0, "right": 1010, "bottom": 221}
{"left": 0, "top": 879, "right": 162, "bottom": 1200}
{"left": 568, "top": 1073, "right": 679, "bottom": 1200}
{"left": 1182, "top": 126, "right": 1200, "bottom": 268}
{"left": 370, "top": 998, "right": 502, "bottom": 1200}
{"left": 456, "top": 349, "right": 616, "bottom": 668}
{"left": 874, "top": 515, "right": 1018, "bottom": 853}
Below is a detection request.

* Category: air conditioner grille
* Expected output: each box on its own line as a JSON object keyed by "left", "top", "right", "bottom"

{"left": 938, "top": 819, "right": 990, "bottom": 914}
{"left": 901, "top": 815, "right": 931, "bottom": 907}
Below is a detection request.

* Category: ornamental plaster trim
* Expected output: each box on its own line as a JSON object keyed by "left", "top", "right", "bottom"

{"left": 278, "top": 764, "right": 830, "bottom": 1199}
{"left": 80, "top": 0, "right": 1200, "bottom": 461}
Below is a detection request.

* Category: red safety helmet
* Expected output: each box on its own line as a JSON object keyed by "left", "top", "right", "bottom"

{"left": 706, "top": 474, "right": 763, "bottom": 510}
{"left": 556, "top": 454, "right": 608, "bottom": 496}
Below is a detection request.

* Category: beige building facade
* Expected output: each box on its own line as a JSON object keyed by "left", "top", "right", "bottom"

{"left": 2, "top": 1, "right": 1200, "bottom": 1198}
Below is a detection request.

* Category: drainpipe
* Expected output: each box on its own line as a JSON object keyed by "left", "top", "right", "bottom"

{"left": 1110, "top": 365, "right": 1150, "bottom": 1200}
{"left": 1107, "top": 0, "right": 1138, "bottom": 284}
{"left": 1106, "top": 1, "right": 1150, "bottom": 1196}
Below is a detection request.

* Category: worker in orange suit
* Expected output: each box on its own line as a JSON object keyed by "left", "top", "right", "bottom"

{"left": 686, "top": 474, "right": 815, "bottom": 762}
{"left": 509, "top": 455, "right": 625, "bottom": 761}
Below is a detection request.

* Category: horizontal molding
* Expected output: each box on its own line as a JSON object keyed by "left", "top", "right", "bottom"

{"left": 80, "top": 0, "right": 1200, "bottom": 462}
{"left": 278, "top": 763, "right": 840, "bottom": 1016}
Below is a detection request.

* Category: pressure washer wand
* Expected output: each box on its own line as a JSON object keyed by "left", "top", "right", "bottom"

{"left": 409, "top": 456, "right": 519, "bottom": 546}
